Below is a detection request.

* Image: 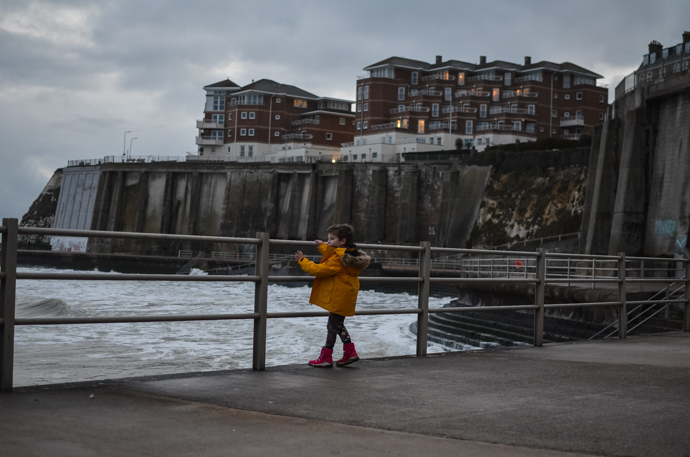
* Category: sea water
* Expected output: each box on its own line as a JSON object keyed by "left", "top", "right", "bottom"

{"left": 12, "top": 267, "right": 458, "bottom": 387}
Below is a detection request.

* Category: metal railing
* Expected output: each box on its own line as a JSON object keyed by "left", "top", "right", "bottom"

{"left": 2, "top": 218, "right": 689, "bottom": 391}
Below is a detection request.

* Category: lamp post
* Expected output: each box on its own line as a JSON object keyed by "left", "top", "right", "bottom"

{"left": 123, "top": 131, "right": 131, "bottom": 161}
{"left": 128, "top": 137, "right": 137, "bottom": 160}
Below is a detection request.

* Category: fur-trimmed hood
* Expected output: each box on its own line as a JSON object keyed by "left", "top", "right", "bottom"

{"left": 341, "top": 247, "right": 371, "bottom": 271}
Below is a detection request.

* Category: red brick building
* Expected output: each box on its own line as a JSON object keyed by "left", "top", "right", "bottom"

{"left": 344, "top": 55, "right": 608, "bottom": 162}
{"left": 196, "top": 79, "right": 355, "bottom": 163}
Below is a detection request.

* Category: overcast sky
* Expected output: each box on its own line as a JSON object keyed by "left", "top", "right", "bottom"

{"left": 1, "top": 0, "right": 688, "bottom": 221}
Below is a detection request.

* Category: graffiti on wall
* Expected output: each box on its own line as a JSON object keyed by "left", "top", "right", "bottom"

{"left": 654, "top": 219, "right": 677, "bottom": 237}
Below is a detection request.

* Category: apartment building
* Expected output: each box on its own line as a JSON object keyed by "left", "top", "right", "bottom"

{"left": 344, "top": 55, "right": 608, "bottom": 162}
{"left": 195, "top": 79, "right": 355, "bottom": 163}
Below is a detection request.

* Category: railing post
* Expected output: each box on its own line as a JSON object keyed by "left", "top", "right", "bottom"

{"left": 533, "top": 249, "right": 545, "bottom": 346}
{"left": 416, "top": 241, "right": 431, "bottom": 357}
{"left": 618, "top": 252, "right": 627, "bottom": 338}
{"left": 252, "top": 232, "right": 269, "bottom": 370}
{"left": 1, "top": 218, "right": 18, "bottom": 391}
{"left": 684, "top": 259, "right": 690, "bottom": 332}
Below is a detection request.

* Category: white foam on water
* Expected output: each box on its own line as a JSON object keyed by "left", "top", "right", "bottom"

{"left": 12, "top": 267, "right": 456, "bottom": 386}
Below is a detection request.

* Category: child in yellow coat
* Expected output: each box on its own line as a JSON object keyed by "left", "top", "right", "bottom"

{"left": 295, "top": 224, "right": 370, "bottom": 367}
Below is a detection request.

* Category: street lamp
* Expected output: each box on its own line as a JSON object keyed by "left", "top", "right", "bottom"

{"left": 123, "top": 131, "right": 131, "bottom": 161}
{"left": 128, "top": 137, "right": 137, "bottom": 160}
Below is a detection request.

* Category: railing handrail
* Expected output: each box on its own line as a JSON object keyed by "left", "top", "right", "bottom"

{"left": 2, "top": 219, "right": 688, "bottom": 391}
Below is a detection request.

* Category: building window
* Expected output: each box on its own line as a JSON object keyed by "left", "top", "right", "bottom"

{"left": 249, "top": 112, "right": 255, "bottom": 119}
{"left": 411, "top": 71, "right": 418, "bottom": 85}
{"left": 418, "top": 120, "right": 425, "bottom": 133}
{"left": 353, "top": 155, "right": 358, "bottom": 161}
{"left": 458, "top": 72, "right": 465, "bottom": 85}
{"left": 576, "top": 110, "right": 582, "bottom": 118}
{"left": 514, "top": 121, "right": 522, "bottom": 131}
{"left": 576, "top": 92, "right": 583, "bottom": 100}
{"left": 492, "top": 88, "right": 500, "bottom": 102}
{"left": 364, "top": 86, "right": 369, "bottom": 99}
{"left": 465, "top": 120, "right": 473, "bottom": 134}
{"left": 276, "top": 98, "right": 281, "bottom": 103}
{"left": 432, "top": 103, "right": 439, "bottom": 117}
{"left": 526, "top": 123, "right": 535, "bottom": 133}
{"left": 240, "top": 146, "right": 245, "bottom": 157}
{"left": 663, "top": 49, "right": 669, "bottom": 59}
{"left": 227, "top": 130, "right": 232, "bottom": 137}
{"left": 357, "top": 104, "right": 362, "bottom": 113}
{"left": 528, "top": 105, "right": 535, "bottom": 115}
{"left": 227, "top": 146, "right": 231, "bottom": 152}
{"left": 480, "top": 104, "right": 487, "bottom": 118}
{"left": 551, "top": 110, "right": 557, "bottom": 118}
{"left": 373, "top": 152, "right": 378, "bottom": 159}
{"left": 248, "top": 146, "right": 253, "bottom": 157}
{"left": 275, "top": 115, "right": 280, "bottom": 120}
{"left": 600, "top": 95, "right": 605, "bottom": 102}
{"left": 437, "top": 137, "right": 442, "bottom": 145}
{"left": 563, "top": 74, "right": 571, "bottom": 89}
{"left": 504, "top": 72, "right": 511, "bottom": 86}
{"left": 212, "top": 95, "right": 225, "bottom": 110}
{"left": 600, "top": 113, "right": 605, "bottom": 120}
{"left": 444, "top": 87, "right": 452, "bottom": 101}
{"left": 275, "top": 131, "right": 280, "bottom": 136}
{"left": 249, "top": 129, "right": 254, "bottom": 136}
{"left": 565, "top": 94, "right": 570, "bottom": 100}
{"left": 241, "top": 112, "right": 247, "bottom": 119}
{"left": 364, "top": 103, "right": 368, "bottom": 111}
{"left": 564, "top": 112, "right": 570, "bottom": 118}
{"left": 398, "top": 87, "right": 405, "bottom": 101}
{"left": 340, "top": 118, "right": 346, "bottom": 125}
{"left": 326, "top": 133, "right": 333, "bottom": 140}
{"left": 240, "top": 128, "right": 247, "bottom": 136}
{"left": 357, "top": 86, "right": 363, "bottom": 101}
{"left": 363, "top": 121, "right": 368, "bottom": 129}
{"left": 211, "top": 130, "right": 223, "bottom": 140}
{"left": 357, "top": 121, "right": 361, "bottom": 130}
{"left": 362, "top": 154, "right": 366, "bottom": 161}
{"left": 294, "top": 99, "right": 308, "bottom": 108}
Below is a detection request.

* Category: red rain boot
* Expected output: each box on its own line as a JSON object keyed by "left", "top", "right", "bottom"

{"left": 336, "top": 342, "right": 360, "bottom": 367}
{"left": 308, "top": 347, "right": 333, "bottom": 367}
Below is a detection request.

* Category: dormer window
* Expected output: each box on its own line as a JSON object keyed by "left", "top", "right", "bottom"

{"left": 662, "top": 48, "right": 669, "bottom": 59}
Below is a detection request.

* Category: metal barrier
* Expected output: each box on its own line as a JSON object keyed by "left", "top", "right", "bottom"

{"left": 1, "top": 218, "right": 689, "bottom": 391}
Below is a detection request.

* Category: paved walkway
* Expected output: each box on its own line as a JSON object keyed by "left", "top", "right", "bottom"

{"left": 2, "top": 332, "right": 689, "bottom": 457}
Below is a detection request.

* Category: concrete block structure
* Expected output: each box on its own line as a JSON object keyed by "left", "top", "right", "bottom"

{"left": 345, "top": 55, "right": 609, "bottom": 162}
{"left": 583, "top": 31, "right": 690, "bottom": 257}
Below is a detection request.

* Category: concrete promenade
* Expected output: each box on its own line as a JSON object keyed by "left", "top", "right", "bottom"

{"left": 2, "top": 332, "right": 689, "bottom": 457}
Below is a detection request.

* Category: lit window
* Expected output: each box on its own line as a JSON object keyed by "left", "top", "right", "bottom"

{"left": 294, "top": 99, "right": 307, "bottom": 108}
{"left": 492, "top": 88, "right": 500, "bottom": 102}
{"left": 458, "top": 72, "right": 465, "bottom": 85}
{"left": 418, "top": 120, "right": 425, "bottom": 133}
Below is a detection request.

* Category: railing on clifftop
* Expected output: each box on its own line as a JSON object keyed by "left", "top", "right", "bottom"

{"left": 1, "top": 218, "right": 689, "bottom": 392}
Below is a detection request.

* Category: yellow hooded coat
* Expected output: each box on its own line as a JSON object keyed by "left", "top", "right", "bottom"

{"left": 298, "top": 243, "right": 371, "bottom": 316}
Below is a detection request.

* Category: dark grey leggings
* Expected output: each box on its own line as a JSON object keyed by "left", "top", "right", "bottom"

{"left": 325, "top": 312, "right": 351, "bottom": 349}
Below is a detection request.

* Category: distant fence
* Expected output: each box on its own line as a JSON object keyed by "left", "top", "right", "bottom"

{"left": 1, "top": 218, "right": 688, "bottom": 391}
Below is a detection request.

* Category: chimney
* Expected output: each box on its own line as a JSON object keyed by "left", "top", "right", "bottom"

{"left": 648, "top": 40, "right": 663, "bottom": 54}
{"left": 479, "top": 55, "right": 486, "bottom": 65}
{"left": 435, "top": 55, "right": 442, "bottom": 64}
{"left": 524, "top": 56, "right": 531, "bottom": 65}
{"left": 683, "top": 31, "right": 690, "bottom": 44}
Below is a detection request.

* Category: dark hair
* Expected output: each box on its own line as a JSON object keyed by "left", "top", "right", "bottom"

{"left": 326, "top": 224, "right": 355, "bottom": 248}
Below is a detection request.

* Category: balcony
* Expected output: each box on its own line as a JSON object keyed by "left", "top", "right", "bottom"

{"left": 422, "top": 73, "right": 456, "bottom": 82}
{"left": 560, "top": 133, "right": 581, "bottom": 140}
{"left": 195, "top": 136, "right": 224, "bottom": 146}
{"left": 560, "top": 116, "right": 585, "bottom": 127}
{"left": 370, "top": 122, "right": 397, "bottom": 131}
{"left": 283, "top": 133, "right": 314, "bottom": 140}
{"left": 410, "top": 88, "right": 443, "bottom": 97}
{"left": 455, "top": 89, "right": 491, "bottom": 98}
{"left": 467, "top": 74, "right": 503, "bottom": 82}
{"left": 292, "top": 118, "right": 320, "bottom": 126}
{"left": 389, "top": 104, "right": 431, "bottom": 114}
{"left": 196, "top": 120, "right": 224, "bottom": 129}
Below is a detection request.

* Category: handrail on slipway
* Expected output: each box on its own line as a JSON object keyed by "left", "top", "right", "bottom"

{"left": 1, "top": 218, "right": 689, "bottom": 391}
